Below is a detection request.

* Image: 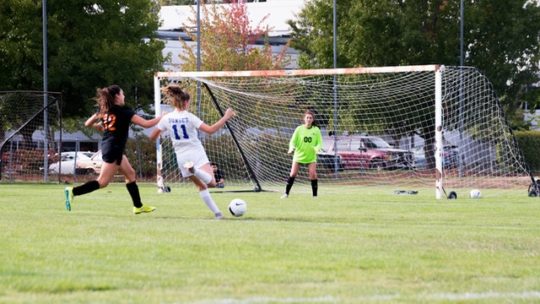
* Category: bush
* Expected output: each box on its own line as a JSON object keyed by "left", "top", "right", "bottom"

{"left": 514, "top": 131, "right": 540, "bottom": 173}
{"left": 125, "top": 135, "right": 157, "bottom": 179}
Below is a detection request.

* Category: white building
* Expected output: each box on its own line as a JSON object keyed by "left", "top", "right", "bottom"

{"left": 157, "top": 0, "right": 307, "bottom": 70}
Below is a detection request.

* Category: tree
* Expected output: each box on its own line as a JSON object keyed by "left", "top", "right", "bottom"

{"left": 177, "top": 1, "right": 289, "bottom": 71}
{"left": 174, "top": 1, "right": 290, "bottom": 126}
{"left": 0, "top": 0, "right": 165, "bottom": 118}
{"left": 288, "top": 0, "right": 540, "bottom": 129}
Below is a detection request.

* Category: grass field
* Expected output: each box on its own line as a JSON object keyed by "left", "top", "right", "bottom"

{"left": 0, "top": 183, "right": 539, "bottom": 303}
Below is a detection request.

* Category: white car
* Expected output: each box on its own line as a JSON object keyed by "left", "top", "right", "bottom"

{"left": 48, "top": 151, "right": 102, "bottom": 175}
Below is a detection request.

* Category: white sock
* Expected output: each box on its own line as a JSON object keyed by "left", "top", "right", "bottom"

{"left": 199, "top": 189, "right": 221, "bottom": 215}
{"left": 194, "top": 168, "right": 213, "bottom": 185}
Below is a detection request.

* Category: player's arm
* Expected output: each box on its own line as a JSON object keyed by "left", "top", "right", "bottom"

{"left": 313, "top": 128, "right": 323, "bottom": 153}
{"left": 149, "top": 128, "right": 162, "bottom": 141}
{"left": 132, "top": 114, "right": 162, "bottom": 128}
{"left": 84, "top": 113, "right": 104, "bottom": 131}
{"left": 199, "top": 108, "right": 235, "bottom": 135}
{"left": 149, "top": 114, "right": 168, "bottom": 141}
{"left": 288, "top": 128, "right": 299, "bottom": 154}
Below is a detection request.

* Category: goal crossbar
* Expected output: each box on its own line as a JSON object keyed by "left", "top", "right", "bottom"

{"left": 155, "top": 65, "right": 440, "bottom": 79}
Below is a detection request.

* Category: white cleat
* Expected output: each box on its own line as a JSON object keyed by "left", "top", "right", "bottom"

{"left": 280, "top": 193, "right": 288, "bottom": 199}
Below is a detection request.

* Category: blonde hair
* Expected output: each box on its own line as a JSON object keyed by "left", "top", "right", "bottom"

{"left": 162, "top": 84, "right": 190, "bottom": 110}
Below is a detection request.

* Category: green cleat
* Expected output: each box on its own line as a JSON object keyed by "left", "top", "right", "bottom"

{"left": 133, "top": 205, "right": 156, "bottom": 215}
{"left": 64, "top": 187, "right": 73, "bottom": 211}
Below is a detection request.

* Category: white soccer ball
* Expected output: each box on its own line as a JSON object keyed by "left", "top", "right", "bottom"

{"left": 469, "top": 189, "right": 482, "bottom": 199}
{"left": 228, "top": 198, "right": 247, "bottom": 217}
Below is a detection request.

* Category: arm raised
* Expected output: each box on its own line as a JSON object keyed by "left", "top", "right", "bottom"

{"left": 149, "top": 128, "right": 162, "bottom": 141}
{"left": 85, "top": 113, "right": 104, "bottom": 131}
{"left": 131, "top": 114, "right": 162, "bottom": 128}
{"left": 198, "top": 108, "right": 236, "bottom": 135}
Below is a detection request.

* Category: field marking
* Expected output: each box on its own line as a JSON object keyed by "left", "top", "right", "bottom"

{"left": 424, "top": 290, "right": 540, "bottom": 301}
{"left": 192, "top": 296, "right": 336, "bottom": 304}
{"left": 191, "top": 291, "right": 540, "bottom": 303}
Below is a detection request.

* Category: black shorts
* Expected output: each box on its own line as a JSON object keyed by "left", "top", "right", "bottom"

{"left": 101, "top": 143, "right": 124, "bottom": 165}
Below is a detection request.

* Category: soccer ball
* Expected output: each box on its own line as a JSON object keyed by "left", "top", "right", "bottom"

{"left": 228, "top": 198, "right": 247, "bottom": 217}
{"left": 469, "top": 189, "right": 482, "bottom": 199}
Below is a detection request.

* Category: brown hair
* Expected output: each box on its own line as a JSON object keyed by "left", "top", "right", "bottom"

{"left": 304, "top": 109, "right": 318, "bottom": 127}
{"left": 162, "top": 84, "right": 190, "bottom": 110}
{"left": 96, "top": 84, "right": 121, "bottom": 115}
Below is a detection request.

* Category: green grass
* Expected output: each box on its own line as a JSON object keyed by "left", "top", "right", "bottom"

{"left": 0, "top": 183, "right": 539, "bottom": 303}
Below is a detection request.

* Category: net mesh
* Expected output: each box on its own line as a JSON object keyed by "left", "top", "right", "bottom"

{"left": 0, "top": 91, "right": 61, "bottom": 182}
{"left": 156, "top": 66, "right": 533, "bottom": 197}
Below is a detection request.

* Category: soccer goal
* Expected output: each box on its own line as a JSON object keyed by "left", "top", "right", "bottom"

{"left": 0, "top": 91, "right": 62, "bottom": 182}
{"left": 154, "top": 65, "right": 535, "bottom": 198}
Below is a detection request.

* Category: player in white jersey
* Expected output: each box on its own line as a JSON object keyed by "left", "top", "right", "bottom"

{"left": 150, "top": 84, "right": 235, "bottom": 219}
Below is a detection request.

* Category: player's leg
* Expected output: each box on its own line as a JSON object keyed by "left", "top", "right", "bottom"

{"left": 182, "top": 150, "right": 214, "bottom": 185}
{"left": 282, "top": 162, "right": 300, "bottom": 198}
{"left": 95, "top": 147, "right": 122, "bottom": 189}
{"left": 64, "top": 161, "right": 116, "bottom": 211}
{"left": 189, "top": 176, "right": 223, "bottom": 219}
{"left": 308, "top": 162, "right": 318, "bottom": 197}
{"left": 197, "top": 162, "right": 217, "bottom": 187}
{"left": 118, "top": 155, "right": 155, "bottom": 214}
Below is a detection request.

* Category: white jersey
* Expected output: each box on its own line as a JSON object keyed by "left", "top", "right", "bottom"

{"left": 157, "top": 110, "right": 205, "bottom": 154}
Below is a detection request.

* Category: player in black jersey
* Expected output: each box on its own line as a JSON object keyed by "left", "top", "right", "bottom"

{"left": 64, "top": 85, "right": 161, "bottom": 214}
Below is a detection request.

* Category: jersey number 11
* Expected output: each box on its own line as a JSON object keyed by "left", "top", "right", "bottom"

{"left": 172, "top": 124, "right": 189, "bottom": 140}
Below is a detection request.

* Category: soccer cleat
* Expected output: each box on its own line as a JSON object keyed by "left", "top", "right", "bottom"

{"left": 215, "top": 212, "right": 224, "bottom": 220}
{"left": 183, "top": 161, "right": 195, "bottom": 173}
{"left": 64, "top": 187, "right": 73, "bottom": 211}
{"left": 133, "top": 205, "right": 156, "bottom": 214}
{"left": 280, "top": 193, "right": 288, "bottom": 199}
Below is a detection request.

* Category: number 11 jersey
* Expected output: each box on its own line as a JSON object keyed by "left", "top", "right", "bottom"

{"left": 157, "top": 110, "right": 205, "bottom": 154}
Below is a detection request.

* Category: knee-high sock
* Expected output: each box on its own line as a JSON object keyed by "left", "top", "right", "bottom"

{"left": 194, "top": 168, "right": 213, "bottom": 185}
{"left": 311, "top": 179, "right": 318, "bottom": 197}
{"left": 285, "top": 176, "right": 295, "bottom": 195}
{"left": 199, "top": 189, "right": 221, "bottom": 215}
{"left": 126, "top": 181, "right": 143, "bottom": 208}
{"left": 73, "top": 180, "right": 100, "bottom": 196}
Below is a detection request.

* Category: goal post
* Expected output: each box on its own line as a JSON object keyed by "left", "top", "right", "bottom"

{"left": 154, "top": 65, "right": 534, "bottom": 198}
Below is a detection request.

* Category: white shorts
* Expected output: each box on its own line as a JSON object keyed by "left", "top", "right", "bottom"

{"left": 175, "top": 147, "right": 210, "bottom": 178}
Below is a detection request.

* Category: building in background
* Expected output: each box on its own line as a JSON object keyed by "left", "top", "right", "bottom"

{"left": 157, "top": 0, "right": 306, "bottom": 70}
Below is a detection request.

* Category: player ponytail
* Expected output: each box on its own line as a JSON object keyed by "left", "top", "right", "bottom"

{"left": 162, "top": 85, "right": 190, "bottom": 110}
{"left": 96, "top": 84, "right": 121, "bottom": 115}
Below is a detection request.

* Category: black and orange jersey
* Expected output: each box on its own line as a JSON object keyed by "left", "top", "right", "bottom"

{"left": 101, "top": 105, "right": 135, "bottom": 152}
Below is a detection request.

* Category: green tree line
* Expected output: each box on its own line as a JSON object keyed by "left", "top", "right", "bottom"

{"left": 0, "top": 0, "right": 165, "bottom": 119}
{"left": 288, "top": 0, "right": 540, "bottom": 130}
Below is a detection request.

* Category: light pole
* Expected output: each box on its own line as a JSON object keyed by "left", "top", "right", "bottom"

{"left": 42, "top": 0, "right": 49, "bottom": 182}
{"left": 332, "top": 0, "right": 339, "bottom": 175}
{"left": 196, "top": 0, "right": 202, "bottom": 117}
{"left": 458, "top": 0, "right": 465, "bottom": 177}
{"left": 460, "top": 0, "right": 464, "bottom": 67}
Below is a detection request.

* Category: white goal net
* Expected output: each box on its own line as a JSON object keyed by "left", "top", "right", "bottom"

{"left": 154, "top": 65, "right": 534, "bottom": 198}
{"left": 0, "top": 91, "right": 61, "bottom": 182}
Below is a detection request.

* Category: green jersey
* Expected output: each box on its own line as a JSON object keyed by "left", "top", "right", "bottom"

{"left": 289, "top": 125, "right": 323, "bottom": 164}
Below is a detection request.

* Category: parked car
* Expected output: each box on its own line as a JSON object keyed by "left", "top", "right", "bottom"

{"left": 48, "top": 151, "right": 102, "bottom": 175}
{"left": 317, "top": 149, "right": 344, "bottom": 171}
{"left": 323, "top": 135, "right": 414, "bottom": 170}
{"left": 412, "top": 145, "right": 459, "bottom": 169}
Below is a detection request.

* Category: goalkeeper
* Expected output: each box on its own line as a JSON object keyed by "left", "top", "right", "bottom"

{"left": 281, "top": 110, "right": 322, "bottom": 198}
